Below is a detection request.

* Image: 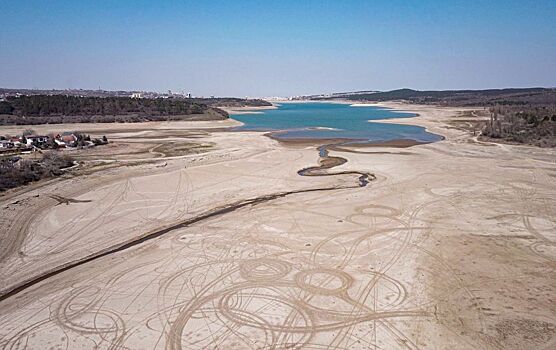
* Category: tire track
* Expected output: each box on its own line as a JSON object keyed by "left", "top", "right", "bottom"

{"left": 0, "top": 151, "right": 373, "bottom": 303}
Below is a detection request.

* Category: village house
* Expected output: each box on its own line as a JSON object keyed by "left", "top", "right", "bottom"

{"left": 9, "top": 137, "right": 22, "bottom": 147}
{"left": 25, "top": 135, "right": 50, "bottom": 146}
{"left": 60, "top": 132, "right": 78, "bottom": 146}
{"left": 2, "top": 132, "right": 106, "bottom": 153}
{"left": 52, "top": 132, "right": 79, "bottom": 147}
{"left": 0, "top": 140, "right": 15, "bottom": 149}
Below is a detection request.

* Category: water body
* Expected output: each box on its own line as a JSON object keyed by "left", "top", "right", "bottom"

{"left": 232, "top": 102, "right": 442, "bottom": 143}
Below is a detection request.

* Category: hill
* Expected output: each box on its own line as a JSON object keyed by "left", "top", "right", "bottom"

{"left": 0, "top": 95, "right": 229, "bottom": 125}
{"left": 310, "top": 87, "right": 556, "bottom": 107}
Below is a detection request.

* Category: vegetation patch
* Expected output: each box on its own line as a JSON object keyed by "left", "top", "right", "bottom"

{"left": 0, "top": 152, "right": 76, "bottom": 191}
{"left": 0, "top": 95, "right": 228, "bottom": 125}
{"left": 152, "top": 141, "right": 214, "bottom": 157}
{"left": 481, "top": 106, "right": 556, "bottom": 147}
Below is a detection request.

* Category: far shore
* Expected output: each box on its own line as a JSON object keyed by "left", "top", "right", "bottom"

{"left": 220, "top": 104, "right": 279, "bottom": 115}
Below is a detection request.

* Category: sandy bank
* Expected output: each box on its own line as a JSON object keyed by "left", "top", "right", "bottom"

{"left": 0, "top": 118, "right": 242, "bottom": 137}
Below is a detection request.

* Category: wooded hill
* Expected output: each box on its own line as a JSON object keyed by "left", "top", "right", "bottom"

{"left": 0, "top": 95, "right": 229, "bottom": 125}
{"left": 314, "top": 88, "right": 556, "bottom": 107}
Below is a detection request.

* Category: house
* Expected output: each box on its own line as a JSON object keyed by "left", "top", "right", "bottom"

{"left": 9, "top": 137, "right": 21, "bottom": 147}
{"left": 25, "top": 135, "right": 50, "bottom": 146}
{"left": 0, "top": 140, "right": 15, "bottom": 149}
{"left": 57, "top": 132, "right": 78, "bottom": 147}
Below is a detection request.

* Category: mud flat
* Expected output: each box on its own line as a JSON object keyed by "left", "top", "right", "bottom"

{"left": 0, "top": 105, "right": 555, "bottom": 349}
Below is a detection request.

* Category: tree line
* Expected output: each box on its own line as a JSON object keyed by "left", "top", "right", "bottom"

{"left": 315, "top": 88, "right": 556, "bottom": 107}
{"left": 0, "top": 95, "right": 212, "bottom": 117}
{"left": 481, "top": 105, "right": 556, "bottom": 147}
{"left": 0, "top": 95, "right": 229, "bottom": 125}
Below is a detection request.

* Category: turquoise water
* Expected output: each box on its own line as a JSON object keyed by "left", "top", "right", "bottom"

{"left": 232, "top": 102, "right": 442, "bottom": 143}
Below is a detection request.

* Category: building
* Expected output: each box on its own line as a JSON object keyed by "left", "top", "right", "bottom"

{"left": 9, "top": 137, "right": 21, "bottom": 147}
{"left": 131, "top": 92, "right": 142, "bottom": 98}
{"left": 53, "top": 133, "right": 78, "bottom": 147}
{"left": 25, "top": 135, "right": 50, "bottom": 146}
{"left": 61, "top": 133, "right": 78, "bottom": 144}
{"left": 0, "top": 140, "right": 15, "bottom": 149}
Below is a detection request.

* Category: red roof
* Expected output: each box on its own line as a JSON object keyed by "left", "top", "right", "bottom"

{"left": 61, "top": 134, "right": 77, "bottom": 142}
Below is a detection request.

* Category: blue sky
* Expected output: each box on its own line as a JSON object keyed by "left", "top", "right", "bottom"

{"left": 1, "top": 0, "right": 555, "bottom": 96}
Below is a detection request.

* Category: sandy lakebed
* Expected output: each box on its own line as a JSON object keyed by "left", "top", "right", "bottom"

{"left": 0, "top": 104, "right": 555, "bottom": 349}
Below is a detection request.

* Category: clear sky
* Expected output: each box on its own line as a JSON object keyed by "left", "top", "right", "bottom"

{"left": 1, "top": 0, "right": 555, "bottom": 97}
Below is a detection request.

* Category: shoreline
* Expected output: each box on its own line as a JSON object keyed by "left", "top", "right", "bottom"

{"left": 220, "top": 103, "right": 279, "bottom": 115}
{"left": 231, "top": 101, "right": 446, "bottom": 148}
{"left": 266, "top": 131, "right": 432, "bottom": 148}
{"left": 368, "top": 102, "right": 480, "bottom": 142}
{"left": 229, "top": 100, "right": 445, "bottom": 149}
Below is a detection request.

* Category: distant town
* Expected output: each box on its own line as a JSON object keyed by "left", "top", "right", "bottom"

{"left": 0, "top": 87, "right": 258, "bottom": 101}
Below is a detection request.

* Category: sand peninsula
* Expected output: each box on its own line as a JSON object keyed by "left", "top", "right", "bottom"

{"left": 0, "top": 103, "right": 555, "bottom": 349}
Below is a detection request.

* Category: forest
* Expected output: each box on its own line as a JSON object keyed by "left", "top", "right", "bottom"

{"left": 315, "top": 88, "right": 556, "bottom": 107}
{"left": 0, "top": 95, "right": 228, "bottom": 125}
{"left": 481, "top": 105, "right": 556, "bottom": 147}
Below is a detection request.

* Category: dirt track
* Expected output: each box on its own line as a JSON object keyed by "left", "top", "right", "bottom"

{"left": 0, "top": 108, "right": 555, "bottom": 349}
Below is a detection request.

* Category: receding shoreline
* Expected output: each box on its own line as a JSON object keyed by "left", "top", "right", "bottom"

{"left": 220, "top": 104, "right": 279, "bottom": 115}
{"left": 266, "top": 132, "right": 433, "bottom": 148}
{"left": 228, "top": 100, "right": 444, "bottom": 149}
